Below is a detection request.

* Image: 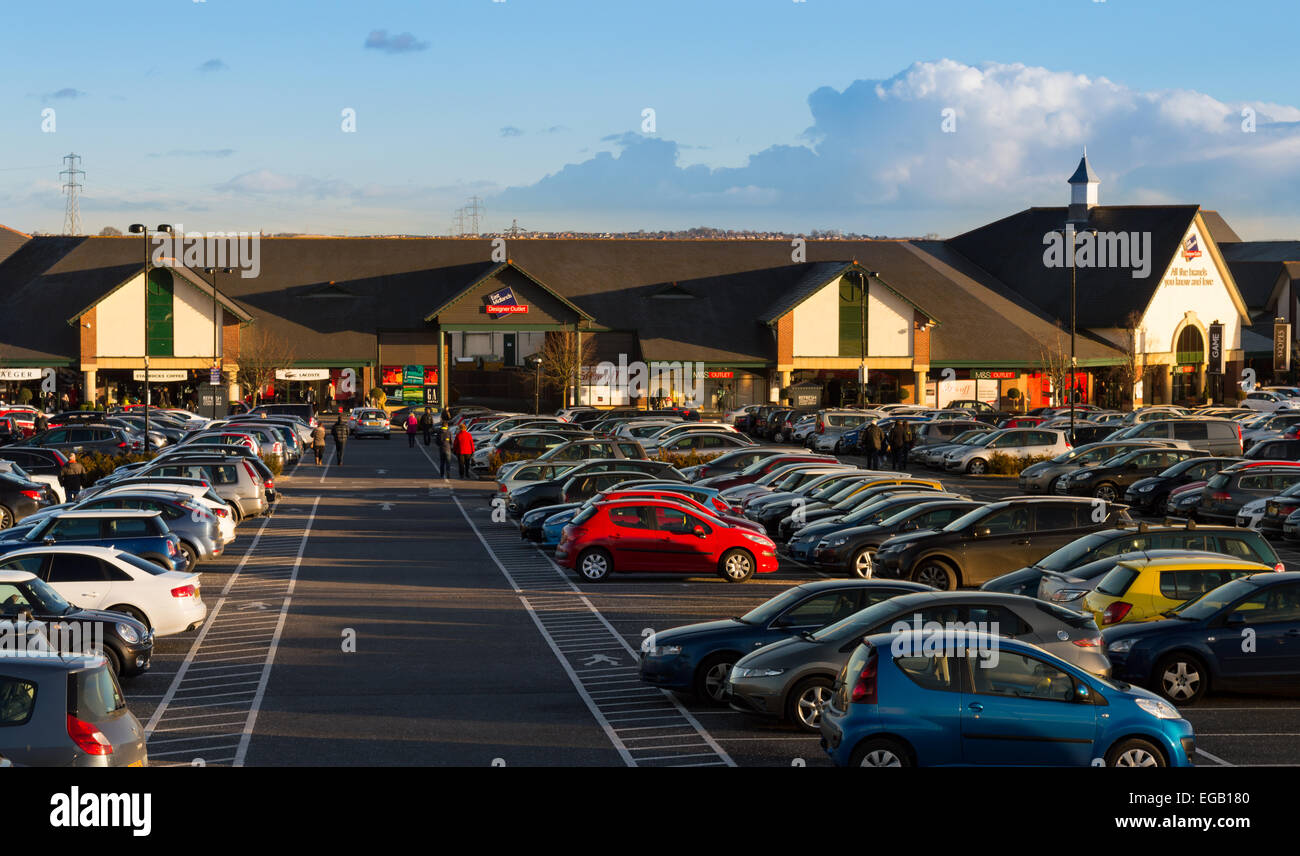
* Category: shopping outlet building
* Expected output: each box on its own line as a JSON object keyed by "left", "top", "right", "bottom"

{"left": 1, "top": 155, "right": 1298, "bottom": 413}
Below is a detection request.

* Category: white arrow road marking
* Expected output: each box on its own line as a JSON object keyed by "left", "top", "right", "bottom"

{"left": 380, "top": 502, "right": 394, "bottom": 511}
{"left": 240, "top": 602, "right": 270, "bottom": 611}
{"left": 582, "top": 653, "right": 623, "bottom": 667}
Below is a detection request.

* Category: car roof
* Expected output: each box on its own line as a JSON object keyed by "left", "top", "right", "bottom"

{"left": 48, "top": 509, "right": 160, "bottom": 518}
{"left": 1118, "top": 555, "right": 1273, "bottom": 573}
{"left": 0, "top": 544, "right": 122, "bottom": 558}
{"left": 792, "top": 579, "right": 936, "bottom": 594}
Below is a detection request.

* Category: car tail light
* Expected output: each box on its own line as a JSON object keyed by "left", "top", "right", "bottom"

{"left": 51, "top": 450, "right": 68, "bottom": 466}
{"left": 171, "top": 584, "right": 196, "bottom": 598}
{"left": 1276, "top": 562, "right": 1286, "bottom": 572}
{"left": 67, "top": 714, "right": 113, "bottom": 755}
{"left": 499, "top": 484, "right": 507, "bottom": 492}
{"left": 214, "top": 506, "right": 228, "bottom": 518}
{"left": 166, "top": 539, "right": 177, "bottom": 556}
{"left": 1071, "top": 635, "right": 1102, "bottom": 648}
{"left": 242, "top": 460, "right": 260, "bottom": 482}
{"left": 1101, "top": 601, "right": 1132, "bottom": 625}
{"left": 20, "top": 490, "right": 41, "bottom": 501}
{"left": 1210, "top": 491, "right": 1231, "bottom": 502}
{"left": 817, "top": 421, "right": 824, "bottom": 434}
{"left": 117, "top": 441, "right": 129, "bottom": 449}
{"left": 850, "top": 646, "right": 878, "bottom": 704}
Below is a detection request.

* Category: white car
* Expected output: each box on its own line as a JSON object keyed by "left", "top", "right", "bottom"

{"left": 0, "top": 460, "right": 64, "bottom": 504}
{"left": 1241, "top": 391, "right": 1300, "bottom": 413}
{"left": 0, "top": 545, "right": 206, "bottom": 636}
{"left": 78, "top": 482, "right": 236, "bottom": 544}
{"left": 615, "top": 419, "right": 681, "bottom": 441}
{"left": 943, "top": 428, "right": 1071, "bottom": 475}
{"left": 1236, "top": 498, "right": 1268, "bottom": 530}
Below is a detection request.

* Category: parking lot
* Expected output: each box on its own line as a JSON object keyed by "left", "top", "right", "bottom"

{"left": 115, "top": 440, "right": 1300, "bottom": 767}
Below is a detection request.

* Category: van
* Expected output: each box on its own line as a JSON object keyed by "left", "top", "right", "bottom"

{"left": 249, "top": 403, "right": 316, "bottom": 428}
{"left": 1121, "top": 418, "right": 1242, "bottom": 455}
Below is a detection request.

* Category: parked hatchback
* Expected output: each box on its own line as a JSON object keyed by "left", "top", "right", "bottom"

{"left": 1083, "top": 555, "right": 1274, "bottom": 627}
{"left": 1054, "top": 446, "right": 1209, "bottom": 502}
{"left": 1116, "top": 418, "right": 1242, "bottom": 455}
{"left": 1017, "top": 440, "right": 1180, "bottom": 495}
{"left": 1198, "top": 462, "right": 1300, "bottom": 524}
{"left": 820, "top": 632, "right": 1192, "bottom": 766}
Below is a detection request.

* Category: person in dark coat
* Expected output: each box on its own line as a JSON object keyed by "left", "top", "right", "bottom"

{"left": 331, "top": 417, "right": 350, "bottom": 465}
{"left": 438, "top": 426, "right": 452, "bottom": 477}
{"left": 864, "top": 420, "right": 885, "bottom": 470}
{"left": 888, "top": 419, "right": 909, "bottom": 470}
{"left": 60, "top": 453, "right": 87, "bottom": 500}
{"left": 420, "top": 408, "right": 434, "bottom": 446}
{"left": 34, "top": 411, "right": 48, "bottom": 434}
{"left": 310, "top": 423, "right": 327, "bottom": 465}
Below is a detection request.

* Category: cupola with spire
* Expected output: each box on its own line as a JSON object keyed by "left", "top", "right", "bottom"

{"left": 1067, "top": 148, "right": 1099, "bottom": 223}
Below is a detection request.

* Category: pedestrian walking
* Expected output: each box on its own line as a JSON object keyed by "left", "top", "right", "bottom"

{"left": 311, "top": 422, "right": 327, "bottom": 465}
{"left": 865, "top": 420, "right": 885, "bottom": 470}
{"left": 405, "top": 413, "right": 418, "bottom": 448}
{"left": 420, "top": 408, "right": 434, "bottom": 446}
{"left": 454, "top": 424, "right": 476, "bottom": 479}
{"left": 34, "top": 411, "right": 48, "bottom": 434}
{"left": 888, "top": 419, "right": 909, "bottom": 470}
{"left": 60, "top": 453, "right": 87, "bottom": 500}
{"left": 438, "top": 426, "right": 452, "bottom": 477}
{"left": 331, "top": 416, "right": 349, "bottom": 465}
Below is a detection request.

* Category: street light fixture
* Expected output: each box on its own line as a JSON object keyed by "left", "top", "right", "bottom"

{"left": 128, "top": 223, "right": 173, "bottom": 444}
{"left": 1049, "top": 225, "right": 1096, "bottom": 444}
{"left": 203, "top": 266, "right": 233, "bottom": 420}
{"left": 526, "top": 354, "right": 543, "bottom": 415}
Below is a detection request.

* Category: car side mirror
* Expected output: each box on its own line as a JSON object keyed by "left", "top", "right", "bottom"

{"left": 972, "top": 526, "right": 990, "bottom": 538}
{"left": 1075, "top": 682, "right": 1093, "bottom": 703}
{"left": 693, "top": 525, "right": 707, "bottom": 538}
{"left": 1225, "top": 612, "right": 1246, "bottom": 626}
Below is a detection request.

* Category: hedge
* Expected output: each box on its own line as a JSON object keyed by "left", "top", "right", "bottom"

{"left": 985, "top": 452, "right": 1057, "bottom": 475}
{"left": 74, "top": 450, "right": 157, "bottom": 487}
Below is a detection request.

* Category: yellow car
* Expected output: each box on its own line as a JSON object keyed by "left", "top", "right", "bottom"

{"left": 1083, "top": 555, "right": 1274, "bottom": 627}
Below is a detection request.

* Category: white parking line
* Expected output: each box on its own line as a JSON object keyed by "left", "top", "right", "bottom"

{"left": 1196, "top": 748, "right": 1235, "bottom": 766}
{"left": 232, "top": 494, "right": 320, "bottom": 767}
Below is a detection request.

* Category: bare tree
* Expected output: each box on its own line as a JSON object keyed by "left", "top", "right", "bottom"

{"left": 1036, "top": 324, "right": 1073, "bottom": 407}
{"left": 1118, "top": 311, "right": 1147, "bottom": 408}
{"left": 539, "top": 330, "right": 595, "bottom": 407}
{"left": 98, "top": 226, "right": 123, "bottom": 236}
{"left": 235, "top": 326, "right": 297, "bottom": 406}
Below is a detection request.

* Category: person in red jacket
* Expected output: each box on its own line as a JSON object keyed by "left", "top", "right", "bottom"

{"left": 454, "top": 425, "right": 476, "bottom": 479}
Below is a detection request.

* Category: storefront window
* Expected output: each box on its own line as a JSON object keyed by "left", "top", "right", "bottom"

{"left": 146, "top": 269, "right": 175, "bottom": 357}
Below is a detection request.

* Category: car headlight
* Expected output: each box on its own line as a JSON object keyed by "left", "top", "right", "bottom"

{"left": 741, "top": 532, "right": 774, "bottom": 546}
{"left": 115, "top": 622, "right": 140, "bottom": 644}
{"left": 644, "top": 645, "right": 682, "bottom": 657}
{"left": 1135, "top": 697, "right": 1181, "bottom": 720}
{"left": 1107, "top": 638, "right": 1135, "bottom": 653}
{"left": 1137, "top": 484, "right": 1154, "bottom": 493}
{"left": 829, "top": 536, "right": 849, "bottom": 547}
{"left": 731, "top": 666, "right": 784, "bottom": 680}
{"left": 1074, "top": 470, "right": 1097, "bottom": 480}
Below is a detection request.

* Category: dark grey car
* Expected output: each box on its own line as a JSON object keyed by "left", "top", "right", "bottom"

{"left": 0, "top": 653, "right": 148, "bottom": 766}
{"left": 1017, "top": 440, "right": 1178, "bottom": 494}
{"left": 725, "top": 591, "right": 1109, "bottom": 732}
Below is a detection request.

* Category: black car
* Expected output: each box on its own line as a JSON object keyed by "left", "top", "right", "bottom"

{"left": 638, "top": 579, "right": 934, "bottom": 703}
{"left": 811, "top": 499, "right": 984, "bottom": 578}
{"left": 1069, "top": 424, "right": 1121, "bottom": 445}
{"left": 18, "top": 425, "right": 134, "bottom": 456}
{"left": 777, "top": 480, "right": 943, "bottom": 540}
{"left": 1054, "top": 446, "right": 1208, "bottom": 501}
{"left": 47, "top": 411, "right": 112, "bottom": 426}
{"left": 783, "top": 491, "right": 968, "bottom": 563}
{"left": 872, "top": 497, "right": 1132, "bottom": 590}
{"left": 1123, "top": 456, "right": 1241, "bottom": 514}
{"left": 1103, "top": 572, "right": 1300, "bottom": 703}
{"left": 506, "top": 459, "right": 683, "bottom": 515}
{"left": 0, "top": 447, "right": 68, "bottom": 478}
{"left": 680, "top": 446, "right": 792, "bottom": 482}
{"left": 945, "top": 399, "right": 1010, "bottom": 425}
{"left": 1243, "top": 437, "right": 1300, "bottom": 461}
{"left": 0, "top": 471, "right": 49, "bottom": 528}
{"left": 0, "top": 569, "right": 153, "bottom": 677}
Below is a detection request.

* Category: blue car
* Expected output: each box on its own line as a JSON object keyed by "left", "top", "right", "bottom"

{"left": 639, "top": 579, "right": 933, "bottom": 704}
{"left": 0, "top": 509, "right": 184, "bottom": 572}
{"left": 821, "top": 631, "right": 1194, "bottom": 767}
{"left": 1103, "top": 571, "right": 1300, "bottom": 704}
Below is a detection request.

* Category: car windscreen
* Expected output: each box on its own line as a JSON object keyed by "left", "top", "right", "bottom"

{"left": 1169, "top": 577, "right": 1261, "bottom": 621}
{"left": 1034, "top": 531, "right": 1121, "bottom": 571}
{"left": 740, "top": 587, "right": 815, "bottom": 625}
{"left": 812, "top": 598, "right": 915, "bottom": 642}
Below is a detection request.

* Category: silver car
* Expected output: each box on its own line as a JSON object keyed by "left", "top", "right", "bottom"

{"left": 136, "top": 458, "right": 268, "bottom": 521}
{"left": 0, "top": 653, "right": 148, "bottom": 766}
{"left": 1017, "top": 440, "right": 1181, "bottom": 494}
{"left": 725, "top": 591, "right": 1109, "bottom": 732}
{"left": 348, "top": 407, "right": 393, "bottom": 439}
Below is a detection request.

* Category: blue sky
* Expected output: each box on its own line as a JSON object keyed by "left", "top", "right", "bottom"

{"left": 2, "top": 0, "right": 1298, "bottom": 238}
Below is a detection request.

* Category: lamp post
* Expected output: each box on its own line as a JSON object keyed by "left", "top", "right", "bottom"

{"left": 203, "top": 266, "right": 232, "bottom": 420}
{"left": 128, "top": 223, "right": 173, "bottom": 444}
{"left": 527, "top": 354, "right": 542, "bottom": 414}
{"left": 1051, "top": 225, "right": 1095, "bottom": 444}
{"left": 855, "top": 270, "right": 879, "bottom": 408}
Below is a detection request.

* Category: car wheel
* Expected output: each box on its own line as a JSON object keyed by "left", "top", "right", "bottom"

{"left": 0, "top": 504, "right": 12, "bottom": 529}
{"left": 913, "top": 559, "right": 957, "bottom": 590}
{"left": 103, "top": 645, "right": 123, "bottom": 676}
{"left": 577, "top": 548, "right": 612, "bottom": 582}
{"left": 1092, "top": 482, "right": 1120, "bottom": 502}
{"left": 786, "top": 676, "right": 834, "bottom": 732}
{"left": 694, "top": 653, "right": 737, "bottom": 706}
{"left": 849, "top": 547, "right": 874, "bottom": 579}
{"left": 108, "top": 604, "right": 150, "bottom": 630}
{"left": 1106, "top": 737, "right": 1167, "bottom": 767}
{"left": 1154, "top": 653, "right": 1208, "bottom": 704}
{"left": 178, "top": 542, "right": 199, "bottom": 569}
{"left": 718, "top": 548, "right": 756, "bottom": 582}
{"left": 227, "top": 502, "right": 242, "bottom": 524}
{"left": 850, "top": 737, "right": 912, "bottom": 768}
{"left": 966, "top": 458, "right": 988, "bottom": 475}
{"left": 833, "top": 440, "right": 842, "bottom": 453}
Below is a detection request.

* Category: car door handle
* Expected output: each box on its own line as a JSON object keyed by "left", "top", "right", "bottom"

{"left": 968, "top": 702, "right": 983, "bottom": 712}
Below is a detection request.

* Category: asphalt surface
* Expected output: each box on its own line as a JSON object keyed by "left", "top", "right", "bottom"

{"left": 119, "top": 441, "right": 1300, "bottom": 766}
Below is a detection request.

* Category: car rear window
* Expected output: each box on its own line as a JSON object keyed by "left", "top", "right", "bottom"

{"left": 69, "top": 665, "right": 126, "bottom": 720}
{"left": 1096, "top": 566, "right": 1140, "bottom": 597}
{"left": 0, "top": 676, "right": 37, "bottom": 726}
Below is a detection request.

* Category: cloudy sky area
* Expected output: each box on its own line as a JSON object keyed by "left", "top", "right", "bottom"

{"left": 2, "top": 0, "right": 1298, "bottom": 239}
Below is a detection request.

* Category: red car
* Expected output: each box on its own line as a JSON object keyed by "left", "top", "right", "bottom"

{"left": 997, "top": 416, "right": 1047, "bottom": 429}
{"left": 556, "top": 498, "right": 779, "bottom": 583}
{"left": 696, "top": 454, "right": 836, "bottom": 491}
{"left": 597, "top": 489, "right": 766, "bottom": 532}
{"left": 0, "top": 409, "right": 37, "bottom": 437}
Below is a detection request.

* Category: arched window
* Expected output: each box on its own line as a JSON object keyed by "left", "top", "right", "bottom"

{"left": 1175, "top": 325, "right": 1204, "bottom": 365}
{"left": 146, "top": 268, "right": 174, "bottom": 357}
